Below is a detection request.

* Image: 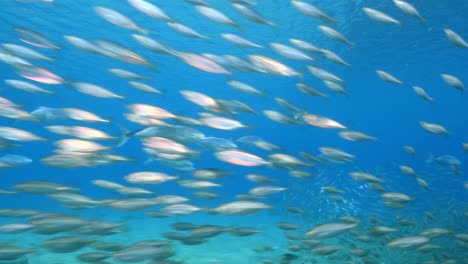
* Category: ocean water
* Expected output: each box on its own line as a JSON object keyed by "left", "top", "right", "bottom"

{"left": 0, "top": 0, "right": 467, "bottom": 263}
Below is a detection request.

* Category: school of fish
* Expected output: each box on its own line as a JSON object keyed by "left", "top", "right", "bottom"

{"left": 0, "top": 0, "right": 467, "bottom": 263}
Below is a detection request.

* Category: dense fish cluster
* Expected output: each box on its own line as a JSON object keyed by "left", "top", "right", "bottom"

{"left": 0, "top": 0, "right": 467, "bottom": 263}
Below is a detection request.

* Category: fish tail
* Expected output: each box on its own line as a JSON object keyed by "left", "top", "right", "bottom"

{"left": 116, "top": 124, "right": 131, "bottom": 148}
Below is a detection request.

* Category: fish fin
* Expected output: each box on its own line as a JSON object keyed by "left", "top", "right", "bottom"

{"left": 116, "top": 124, "right": 131, "bottom": 148}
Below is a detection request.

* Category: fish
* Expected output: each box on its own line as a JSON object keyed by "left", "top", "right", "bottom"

{"left": 376, "top": 70, "right": 403, "bottom": 85}
{"left": 270, "top": 43, "right": 314, "bottom": 61}
{"left": 393, "top": 0, "right": 425, "bottom": 22}
{"left": 231, "top": 3, "right": 275, "bottom": 26}
{"left": 441, "top": 73, "right": 465, "bottom": 92}
{"left": 211, "top": 201, "right": 271, "bottom": 215}
{"left": 387, "top": 236, "right": 430, "bottom": 249}
{"left": 15, "top": 27, "right": 60, "bottom": 49}
{"left": 1, "top": 43, "right": 53, "bottom": 60}
{"left": 94, "top": 6, "right": 147, "bottom": 33}
{"left": 413, "top": 86, "right": 434, "bottom": 101}
{"left": 176, "top": 52, "right": 230, "bottom": 74}
{"left": 195, "top": 6, "right": 239, "bottom": 28}
{"left": 221, "top": 33, "right": 263, "bottom": 49}
{"left": 318, "top": 26, "right": 353, "bottom": 46}
{"left": 444, "top": 28, "right": 468, "bottom": 48}
{"left": 128, "top": 0, "right": 173, "bottom": 21}
{"left": 291, "top": 1, "right": 335, "bottom": 23}
{"left": 363, "top": 7, "right": 401, "bottom": 25}
{"left": 306, "top": 222, "right": 357, "bottom": 238}
{"left": 167, "top": 22, "right": 209, "bottom": 40}
{"left": 420, "top": 121, "right": 449, "bottom": 135}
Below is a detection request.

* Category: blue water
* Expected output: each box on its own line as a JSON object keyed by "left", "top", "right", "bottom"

{"left": 1, "top": 0, "right": 467, "bottom": 263}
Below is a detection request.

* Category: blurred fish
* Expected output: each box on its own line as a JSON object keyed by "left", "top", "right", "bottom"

{"left": 306, "top": 222, "right": 357, "bottom": 238}
{"left": 270, "top": 43, "right": 314, "bottom": 61}
{"left": 128, "top": 0, "right": 173, "bottom": 22}
{"left": 176, "top": 52, "right": 230, "bottom": 74}
{"left": 94, "top": 6, "right": 147, "bottom": 33}
{"left": 318, "top": 26, "right": 353, "bottom": 46}
{"left": 167, "top": 22, "right": 209, "bottom": 40}
{"left": 210, "top": 201, "right": 271, "bottom": 215}
{"left": 444, "top": 28, "right": 468, "bottom": 48}
{"left": 413, "top": 86, "right": 434, "bottom": 101}
{"left": 64, "top": 35, "right": 101, "bottom": 54}
{"left": 339, "top": 130, "right": 376, "bottom": 142}
{"left": 1, "top": 43, "right": 53, "bottom": 60}
{"left": 43, "top": 236, "right": 95, "bottom": 253}
{"left": 15, "top": 27, "right": 60, "bottom": 49}
{"left": 441, "top": 73, "right": 464, "bottom": 92}
{"left": 222, "top": 33, "right": 263, "bottom": 49}
{"left": 291, "top": 1, "right": 334, "bottom": 23}
{"left": 376, "top": 70, "right": 403, "bottom": 85}
{"left": 108, "top": 68, "right": 149, "bottom": 80}
{"left": 249, "top": 55, "right": 300, "bottom": 76}
{"left": 387, "top": 236, "right": 429, "bottom": 249}
{"left": 420, "top": 121, "right": 449, "bottom": 135}
{"left": 393, "top": 0, "right": 425, "bottom": 22}
{"left": 195, "top": 6, "right": 239, "bottom": 28}
{"left": 231, "top": 3, "right": 275, "bottom": 26}
{"left": 0, "top": 126, "right": 45, "bottom": 141}
{"left": 132, "top": 34, "right": 177, "bottom": 55}
{"left": 363, "top": 7, "right": 401, "bottom": 25}
{"left": 0, "top": 154, "right": 32, "bottom": 167}
{"left": 15, "top": 65, "right": 64, "bottom": 84}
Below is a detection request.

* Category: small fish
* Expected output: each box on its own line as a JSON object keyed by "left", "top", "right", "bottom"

{"left": 308, "top": 66, "right": 344, "bottom": 83}
{"left": 420, "top": 121, "right": 449, "bottom": 135}
{"left": 167, "top": 22, "right": 209, "bottom": 40}
{"left": 64, "top": 35, "right": 101, "bottom": 54}
{"left": 321, "top": 49, "right": 350, "bottom": 66}
{"left": 15, "top": 27, "right": 60, "bottom": 49}
{"left": 215, "top": 150, "right": 269, "bottom": 166}
{"left": 306, "top": 222, "right": 357, "bottom": 238}
{"left": 124, "top": 171, "right": 178, "bottom": 184}
{"left": 393, "top": 0, "right": 425, "bottom": 22}
{"left": 270, "top": 43, "right": 314, "bottom": 61}
{"left": 0, "top": 126, "right": 45, "bottom": 141}
{"left": 231, "top": 3, "right": 275, "bottom": 26}
{"left": 363, "top": 7, "right": 401, "bottom": 25}
{"left": 444, "top": 28, "right": 468, "bottom": 48}
{"left": 221, "top": 33, "right": 263, "bottom": 49}
{"left": 71, "top": 82, "right": 124, "bottom": 99}
{"left": 413, "top": 86, "right": 434, "bottom": 101}
{"left": 339, "top": 130, "right": 376, "bottom": 142}
{"left": 297, "top": 83, "right": 327, "bottom": 97}
{"left": 318, "top": 26, "right": 353, "bottom": 46}
{"left": 227, "top": 80, "right": 264, "bottom": 95}
{"left": 211, "top": 201, "right": 271, "bottom": 215}
{"left": 1, "top": 43, "right": 53, "bottom": 61}
{"left": 94, "top": 6, "right": 147, "bottom": 34}
{"left": 128, "top": 0, "right": 173, "bottom": 22}
{"left": 129, "top": 81, "right": 163, "bottom": 94}
{"left": 376, "top": 70, "right": 403, "bottom": 85}
{"left": 250, "top": 55, "right": 299, "bottom": 76}
{"left": 289, "top": 39, "right": 322, "bottom": 53}
{"left": 132, "top": 34, "right": 177, "bottom": 55}
{"left": 5, "top": 79, "right": 54, "bottom": 94}
{"left": 176, "top": 52, "right": 230, "bottom": 74}
{"left": 15, "top": 65, "right": 64, "bottom": 84}
{"left": 441, "top": 73, "right": 464, "bottom": 92}
{"left": 291, "top": 1, "right": 334, "bottom": 23}
{"left": 200, "top": 114, "right": 246, "bottom": 130}
{"left": 349, "top": 171, "right": 384, "bottom": 184}
{"left": 387, "top": 236, "right": 429, "bottom": 249}
{"left": 196, "top": 5, "right": 239, "bottom": 28}
{"left": 108, "top": 68, "right": 149, "bottom": 80}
